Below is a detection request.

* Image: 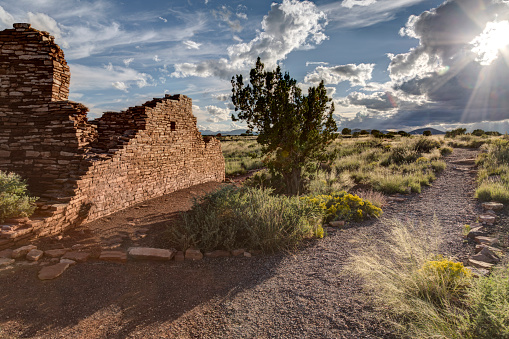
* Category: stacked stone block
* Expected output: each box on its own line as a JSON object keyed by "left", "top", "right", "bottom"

{"left": 0, "top": 24, "right": 225, "bottom": 249}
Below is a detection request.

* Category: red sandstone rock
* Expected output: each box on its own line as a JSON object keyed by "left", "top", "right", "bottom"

{"left": 44, "top": 249, "right": 69, "bottom": 258}
{"left": 26, "top": 249, "right": 44, "bottom": 261}
{"left": 61, "top": 251, "right": 90, "bottom": 263}
{"left": 0, "top": 258, "right": 14, "bottom": 267}
{"left": 99, "top": 251, "right": 127, "bottom": 263}
{"left": 231, "top": 249, "right": 246, "bottom": 257}
{"left": 204, "top": 250, "right": 231, "bottom": 258}
{"left": 185, "top": 248, "right": 203, "bottom": 260}
{"left": 128, "top": 247, "right": 175, "bottom": 261}
{"left": 11, "top": 245, "right": 36, "bottom": 259}
{"left": 38, "top": 263, "right": 70, "bottom": 280}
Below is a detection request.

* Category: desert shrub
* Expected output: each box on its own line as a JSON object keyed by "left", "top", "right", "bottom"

{"left": 380, "top": 146, "right": 420, "bottom": 166}
{"left": 440, "top": 146, "right": 453, "bottom": 155}
{"left": 475, "top": 140, "right": 509, "bottom": 202}
{"left": 167, "top": 186, "right": 323, "bottom": 253}
{"left": 413, "top": 137, "right": 441, "bottom": 153}
{"left": 301, "top": 191, "right": 382, "bottom": 223}
{"left": 354, "top": 189, "right": 386, "bottom": 208}
{"left": 467, "top": 266, "right": 509, "bottom": 338}
{"left": 306, "top": 169, "right": 354, "bottom": 195}
{"left": 0, "top": 171, "right": 38, "bottom": 222}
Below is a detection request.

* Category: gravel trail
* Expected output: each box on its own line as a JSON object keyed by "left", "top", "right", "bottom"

{"left": 0, "top": 148, "right": 481, "bottom": 338}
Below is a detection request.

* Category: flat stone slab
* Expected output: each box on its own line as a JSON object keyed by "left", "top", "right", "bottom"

{"left": 26, "top": 249, "right": 44, "bottom": 261}
{"left": 465, "top": 266, "right": 490, "bottom": 277}
{"left": 99, "top": 251, "right": 127, "bottom": 263}
{"left": 329, "top": 220, "right": 345, "bottom": 227}
{"left": 470, "top": 247, "right": 500, "bottom": 264}
{"left": 185, "top": 248, "right": 203, "bottom": 260}
{"left": 12, "top": 245, "right": 36, "bottom": 259}
{"left": 60, "top": 259, "right": 76, "bottom": 265}
{"left": 61, "top": 251, "right": 90, "bottom": 263}
{"left": 468, "top": 259, "right": 494, "bottom": 270}
{"left": 204, "top": 250, "right": 231, "bottom": 258}
{"left": 467, "top": 226, "right": 487, "bottom": 239}
{"left": 128, "top": 247, "right": 175, "bottom": 261}
{"left": 479, "top": 214, "right": 496, "bottom": 223}
{"left": 44, "top": 249, "right": 69, "bottom": 258}
{"left": 474, "top": 236, "right": 498, "bottom": 246}
{"left": 0, "top": 258, "right": 15, "bottom": 267}
{"left": 482, "top": 202, "right": 504, "bottom": 211}
{"left": 38, "top": 263, "right": 70, "bottom": 280}
{"left": 231, "top": 249, "right": 246, "bottom": 257}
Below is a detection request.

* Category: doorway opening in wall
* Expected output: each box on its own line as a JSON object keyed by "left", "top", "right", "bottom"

{"left": 170, "top": 122, "right": 176, "bottom": 131}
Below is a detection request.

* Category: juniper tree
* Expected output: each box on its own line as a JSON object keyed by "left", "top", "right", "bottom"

{"left": 231, "top": 57, "right": 337, "bottom": 195}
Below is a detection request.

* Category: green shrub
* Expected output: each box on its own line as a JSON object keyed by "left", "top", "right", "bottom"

{"left": 300, "top": 191, "right": 382, "bottom": 222}
{"left": 440, "top": 146, "right": 453, "bottom": 155}
{"left": 0, "top": 171, "right": 38, "bottom": 222}
{"left": 475, "top": 180, "right": 509, "bottom": 203}
{"left": 413, "top": 137, "right": 441, "bottom": 153}
{"left": 166, "top": 186, "right": 323, "bottom": 253}
{"left": 467, "top": 266, "right": 509, "bottom": 338}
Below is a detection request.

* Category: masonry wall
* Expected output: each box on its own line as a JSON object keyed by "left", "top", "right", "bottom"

{"left": 0, "top": 24, "right": 225, "bottom": 247}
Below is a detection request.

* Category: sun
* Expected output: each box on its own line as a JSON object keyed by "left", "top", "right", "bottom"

{"left": 471, "top": 20, "right": 509, "bottom": 66}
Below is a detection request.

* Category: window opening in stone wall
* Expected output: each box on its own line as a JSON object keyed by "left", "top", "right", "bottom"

{"left": 171, "top": 121, "right": 176, "bottom": 131}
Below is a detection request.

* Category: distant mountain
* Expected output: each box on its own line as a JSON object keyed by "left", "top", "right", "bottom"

{"left": 409, "top": 128, "right": 445, "bottom": 135}
{"left": 200, "top": 129, "right": 250, "bottom": 136}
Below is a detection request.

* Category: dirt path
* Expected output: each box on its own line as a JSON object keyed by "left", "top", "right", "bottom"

{"left": 0, "top": 148, "right": 481, "bottom": 338}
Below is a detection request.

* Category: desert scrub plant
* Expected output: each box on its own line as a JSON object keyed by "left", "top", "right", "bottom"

{"left": 475, "top": 139, "right": 509, "bottom": 203}
{"left": 222, "top": 139, "right": 264, "bottom": 176}
{"left": 166, "top": 186, "right": 324, "bottom": 253}
{"left": 300, "top": 191, "right": 382, "bottom": 223}
{"left": 345, "top": 218, "right": 475, "bottom": 338}
{"left": 0, "top": 171, "right": 38, "bottom": 222}
{"left": 440, "top": 146, "right": 453, "bottom": 156}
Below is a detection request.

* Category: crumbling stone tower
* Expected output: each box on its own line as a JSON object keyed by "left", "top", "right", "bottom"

{"left": 0, "top": 24, "right": 225, "bottom": 248}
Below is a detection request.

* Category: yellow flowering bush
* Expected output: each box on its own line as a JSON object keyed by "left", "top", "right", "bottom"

{"left": 301, "top": 191, "right": 382, "bottom": 222}
{"left": 421, "top": 257, "right": 472, "bottom": 280}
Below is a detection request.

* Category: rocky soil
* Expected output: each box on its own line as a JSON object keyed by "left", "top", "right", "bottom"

{"left": 0, "top": 148, "right": 496, "bottom": 338}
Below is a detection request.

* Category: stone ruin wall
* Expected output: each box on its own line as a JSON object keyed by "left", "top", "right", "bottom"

{"left": 0, "top": 24, "right": 225, "bottom": 249}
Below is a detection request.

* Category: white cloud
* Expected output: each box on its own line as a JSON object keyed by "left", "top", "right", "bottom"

{"left": 319, "top": 0, "right": 428, "bottom": 28}
{"left": 158, "top": 16, "right": 167, "bottom": 23}
{"left": 69, "top": 63, "right": 153, "bottom": 92}
{"left": 123, "top": 58, "right": 134, "bottom": 67}
{"left": 183, "top": 40, "right": 202, "bottom": 50}
{"left": 205, "top": 105, "right": 231, "bottom": 122}
{"left": 112, "top": 81, "right": 129, "bottom": 92}
{"left": 153, "top": 55, "right": 160, "bottom": 62}
{"left": 212, "top": 93, "right": 231, "bottom": 101}
{"left": 305, "top": 63, "right": 375, "bottom": 86}
{"left": 172, "top": 0, "right": 328, "bottom": 79}
{"left": 214, "top": 6, "right": 243, "bottom": 32}
{"left": 236, "top": 12, "right": 247, "bottom": 20}
{"left": 0, "top": 6, "right": 14, "bottom": 28}
{"left": 341, "top": 0, "right": 378, "bottom": 8}
{"left": 306, "top": 61, "right": 329, "bottom": 66}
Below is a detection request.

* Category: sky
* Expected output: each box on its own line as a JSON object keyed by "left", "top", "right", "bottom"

{"left": 1, "top": 0, "right": 508, "bottom": 133}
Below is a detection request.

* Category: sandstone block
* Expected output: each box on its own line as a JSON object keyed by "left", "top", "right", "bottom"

{"left": 329, "top": 220, "right": 345, "bottom": 227}
{"left": 12, "top": 245, "right": 36, "bottom": 259}
{"left": 60, "top": 259, "right": 76, "bottom": 265}
{"left": 26, "top": 249, "right": 44, "bottom": 261}
{"left": 185, "top": 248, "right": 203, "bottom": 260}
{"left": 61, "top": 251, "right": 90, "bottom": 263}
{"left": 99, "top": 251, "right": 127, "bottom": 263}
{"left": 44, "top": 249, "right": 69, "bottom": 258}
{"left": 479, "top": 214, "right": 496, "bottom": 224}
{"left": 38, "top": 263, "right": 69, "bottom": 280}
{"left": 128, "top": 247, "right": 175, "bottom": 261}
{"left": 470, "top": 247, "right": 500, "bottom": 264}
{"left": 204, "top": 250, "right": 231, "bottom": 258}
{"left": 468, "top": 259, "right": 494, "bottom": 270}
{"left": 474, "top": 236, "right": 498, "bottom": 246}
{"left": 482, "top": 202, "right": 504, "bottom": 211}
{"left": 231, "top": 249, "right": 245, "bottom": 257}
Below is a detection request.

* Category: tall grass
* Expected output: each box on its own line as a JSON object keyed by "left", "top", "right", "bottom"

{"left": 346, "top": 218, "right": 509, "bottom": 338}
{"left": 222, "top": 140, "right": 264, "bottom": 176}
{"left": 475, "top": 139, "right": 509, "bottom": 203}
